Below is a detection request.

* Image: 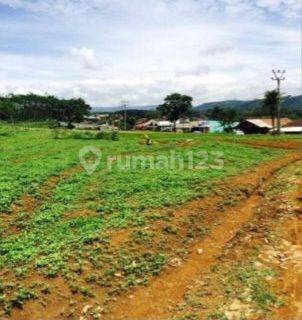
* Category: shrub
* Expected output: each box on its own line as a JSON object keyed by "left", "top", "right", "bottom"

{"left": 52, "top": 129, "right": 119, "bottom": 141}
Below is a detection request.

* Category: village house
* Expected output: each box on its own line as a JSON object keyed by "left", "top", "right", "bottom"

{"left": 134, "top": 119, "right": 173, "bottom": 131}
{"left": 280, "top": 119, "right": 302, "bottom": 134}
{"left": 190, "top": 120, "right": 211, "bottom": 133}
{"left": 156, "top": 120, "right": 174, "bottom": 131}
{"left": 58, "top": 113, "right": 117, "bottom": 131}
{"left": 175, "top": 118, "right": 192, "bottom": 132}
{"left": 235, "top": 118, "right": 292, "bottom": 134}
{"left": 134, "top": 118, "right": 149, "bottom": 130}
{"left": 134, "top": 118, "right": 236, "bottom": 133}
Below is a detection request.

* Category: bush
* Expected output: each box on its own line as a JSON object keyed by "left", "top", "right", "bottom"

{"left": 47, "top": 120, "right": 59, "bottom": 129}
{"left": 67, "top": 122, "right": 75, "bottom": 129}
{"left": 52, "top": 129, "right": 119, "bottom": 141}
{"left": 0, "top": 130, "right": 13, "bottom": 137}
{"left": 111, "top": 131, "right": 119, "bottom": 141}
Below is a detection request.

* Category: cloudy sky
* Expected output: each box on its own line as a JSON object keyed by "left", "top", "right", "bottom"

{"left": 0, "top": 0, "right": 301, "bottom": 107}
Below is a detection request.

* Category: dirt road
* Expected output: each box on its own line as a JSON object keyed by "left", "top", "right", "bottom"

{"left": 7, "top": 152, "right": 302, "bottom": 320}
{"left": 103, "top": 155, "right": 302, "bottom": 320}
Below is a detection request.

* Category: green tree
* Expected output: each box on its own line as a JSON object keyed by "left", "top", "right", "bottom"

{"left": 59, "top": 98, "right": 90, "bottom": 125}
{"left": 0, "top": 94, "right": 91, "bottom": 123}
{"left": 157, "top": 93, "right": 193, "bottom": 131}
{"left": 0, "top": 100, "right": 17, "bottom": 121}
{"left": 262, "top": 90, "right": 280, "bottom": 130}
{"left": 207, "top": 106, "right": 223, "bottom": 120}
{"left": 217, "top": 108, "right": 238, "bottom": 132}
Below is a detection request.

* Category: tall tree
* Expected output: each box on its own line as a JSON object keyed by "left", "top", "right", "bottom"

{"left": 217, "top": 108, "right": 238, "bottom": 132}
{"left": 262, "top": 90, "right": 280, "bottom": 130}
{"left": 207, "top": 106, "right": 223, "bottom": 120}
{"left": 60, "top": 98, "right": 90, "bottom": 125}
{"left": 157, "top": 93, "right": 193, "bottom": 131}
{"left": 0, "top": 100, "right": 17, "bottom": 121}
{"left": 0, "top": 94, "right": 91, "bottom": 123}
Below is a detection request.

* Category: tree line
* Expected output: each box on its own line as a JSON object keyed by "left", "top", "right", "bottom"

{"left": 0, "top": 93, "right": 91, "bottom": 124}
{"left": 1, "top": 91, "right": 300, "bottom": 130}
{"left": 116, "top": 90, "right": 301, "bottom": 131}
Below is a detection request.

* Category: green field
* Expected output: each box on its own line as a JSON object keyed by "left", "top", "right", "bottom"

{"left": 0, "top": 126, "right": 300, "bottom": 317}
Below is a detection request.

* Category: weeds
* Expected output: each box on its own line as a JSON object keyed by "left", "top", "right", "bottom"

{"left": 0, "top": 128, "right": 287, "bottom": 314}
{"left": 11, "top": 288, "right": 37, "bottom": 309}
{"left": 229, "top": 264, "right": 278, "bottom": 311}
{"left": 131, "top": 229, "right": 155, "bottom": 245}
{"left": 52, "top": 129, "right": 119, "bottom": 141}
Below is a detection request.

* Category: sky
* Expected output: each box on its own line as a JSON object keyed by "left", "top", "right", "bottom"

{"left": 0, "top": 0, "right": 301, "bottom": 107}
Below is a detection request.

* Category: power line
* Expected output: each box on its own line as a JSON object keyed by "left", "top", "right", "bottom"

{"left": 271, "top": 69, "right": 286, "bottom": 134}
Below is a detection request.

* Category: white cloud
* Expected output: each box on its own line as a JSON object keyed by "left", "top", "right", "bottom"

{"left": 256, "top": 0, "right": 301, "bottom": 18}
{"left": 70, "top": 47, "right": 98, "bottom": 70}
{"left": 0, "top": 0, "right": 300, "bottom": 19}
{"left": 0, "top": 0, "right": 300, "bottom": 106}
{"left": 200, "top": 43, "right": 234, "bottom": 56}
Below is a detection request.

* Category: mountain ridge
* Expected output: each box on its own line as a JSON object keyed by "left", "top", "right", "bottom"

{"left": 91, "top": 95, "right": 302, "bottom": 113}
{"left": 195, "top": 95, "right": 302, "bottom": 111}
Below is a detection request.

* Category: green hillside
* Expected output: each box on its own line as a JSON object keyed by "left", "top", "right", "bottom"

{"left": 196, "top": 95, "right": 302, "bottom": 112}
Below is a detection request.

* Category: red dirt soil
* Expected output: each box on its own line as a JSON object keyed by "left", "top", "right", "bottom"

{"left": 273, "top": 177, "right": 302, "bottom": 320}
{"left": 105, "top": 154, "right": 302, "bottom": 320}
{"left": 4, "top": 152, "right": 302, "bottom": 320}
{"left": 1, "top": 164, "right": 82, "bottom": 234}
{"left": 230, "top": 139, "right": 302, "bottom": 150}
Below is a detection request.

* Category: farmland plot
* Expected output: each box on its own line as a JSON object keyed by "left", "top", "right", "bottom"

{"left": 0, "top": 127, "right": 301, "bottom": 320}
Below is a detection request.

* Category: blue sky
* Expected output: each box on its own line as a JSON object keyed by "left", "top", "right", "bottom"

{"left": 0, "top": 0, "right": 300, "bottom": 107}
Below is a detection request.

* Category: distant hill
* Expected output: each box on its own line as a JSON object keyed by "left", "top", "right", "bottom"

{"left": 91, "top": 95, "right": 302, "bottom": 114}
{"left": 195, "top": 95, "right": 302, "bottom": 112}
{"left": 91, "top": 105, "right": 156, "bottom": 113}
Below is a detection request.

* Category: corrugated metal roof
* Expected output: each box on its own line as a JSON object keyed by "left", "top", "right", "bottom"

{"left": 157, "top": 121, "right": 173, "bottom": 126}
{"left": 246, "top": 119, "right": 272, "bottom": 128}
{"left": 285, "top": 119, "right": 302, "bottom": 127}
{"left": 246, "top": 118, "right": 292, "bottom": 128}
{"left": 281, "top": 127, "right": 302, "bottom": 133}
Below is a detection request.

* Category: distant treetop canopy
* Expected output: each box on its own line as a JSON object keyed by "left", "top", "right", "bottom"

{"left": 0, "top": 93, "right": 91, "bottom": 123}
{"left": 157, "top": 93, "right": 193, "bottom": 129}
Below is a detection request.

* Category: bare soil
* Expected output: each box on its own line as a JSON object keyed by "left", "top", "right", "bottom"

{"left": 3, "top": 152, "right": 302, "bottom": 320}
{"left": 1, "top": 164, "right": 82, "bottom": 235}
{"left": 104, "top": 155, "right": 302, "bottom": 320}
{"left": 228, "top": 139, "right": 302, "bottom": 150}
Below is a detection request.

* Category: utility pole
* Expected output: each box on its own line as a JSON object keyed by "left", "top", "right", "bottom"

{"left": 121, "top": 100, "right": 129, "bottom": 131}
{"left": 271, "top": 69, "right": 285, "bottom": 134}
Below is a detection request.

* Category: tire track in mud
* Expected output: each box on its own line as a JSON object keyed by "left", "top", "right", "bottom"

{"left": 273, "top": 171, "right": 302, "bottom": 320}
{"left": 105, "top": 153, "right": 302, "bottom": 320}
{"left": 4, "top": 152, "right": 302, "bottom": 320}
{"left": 167, "top": 160, "right": 302, "bottom": 320}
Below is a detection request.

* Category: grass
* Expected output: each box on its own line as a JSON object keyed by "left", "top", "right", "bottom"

{"left": 52, "top": 129, "right": 119, "bottom": 140}
{"left": 0, "top": 125, "right": 299, "bottom": 315}
{"left": 235, "top": 265, "right": 277, "bottom": 309}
